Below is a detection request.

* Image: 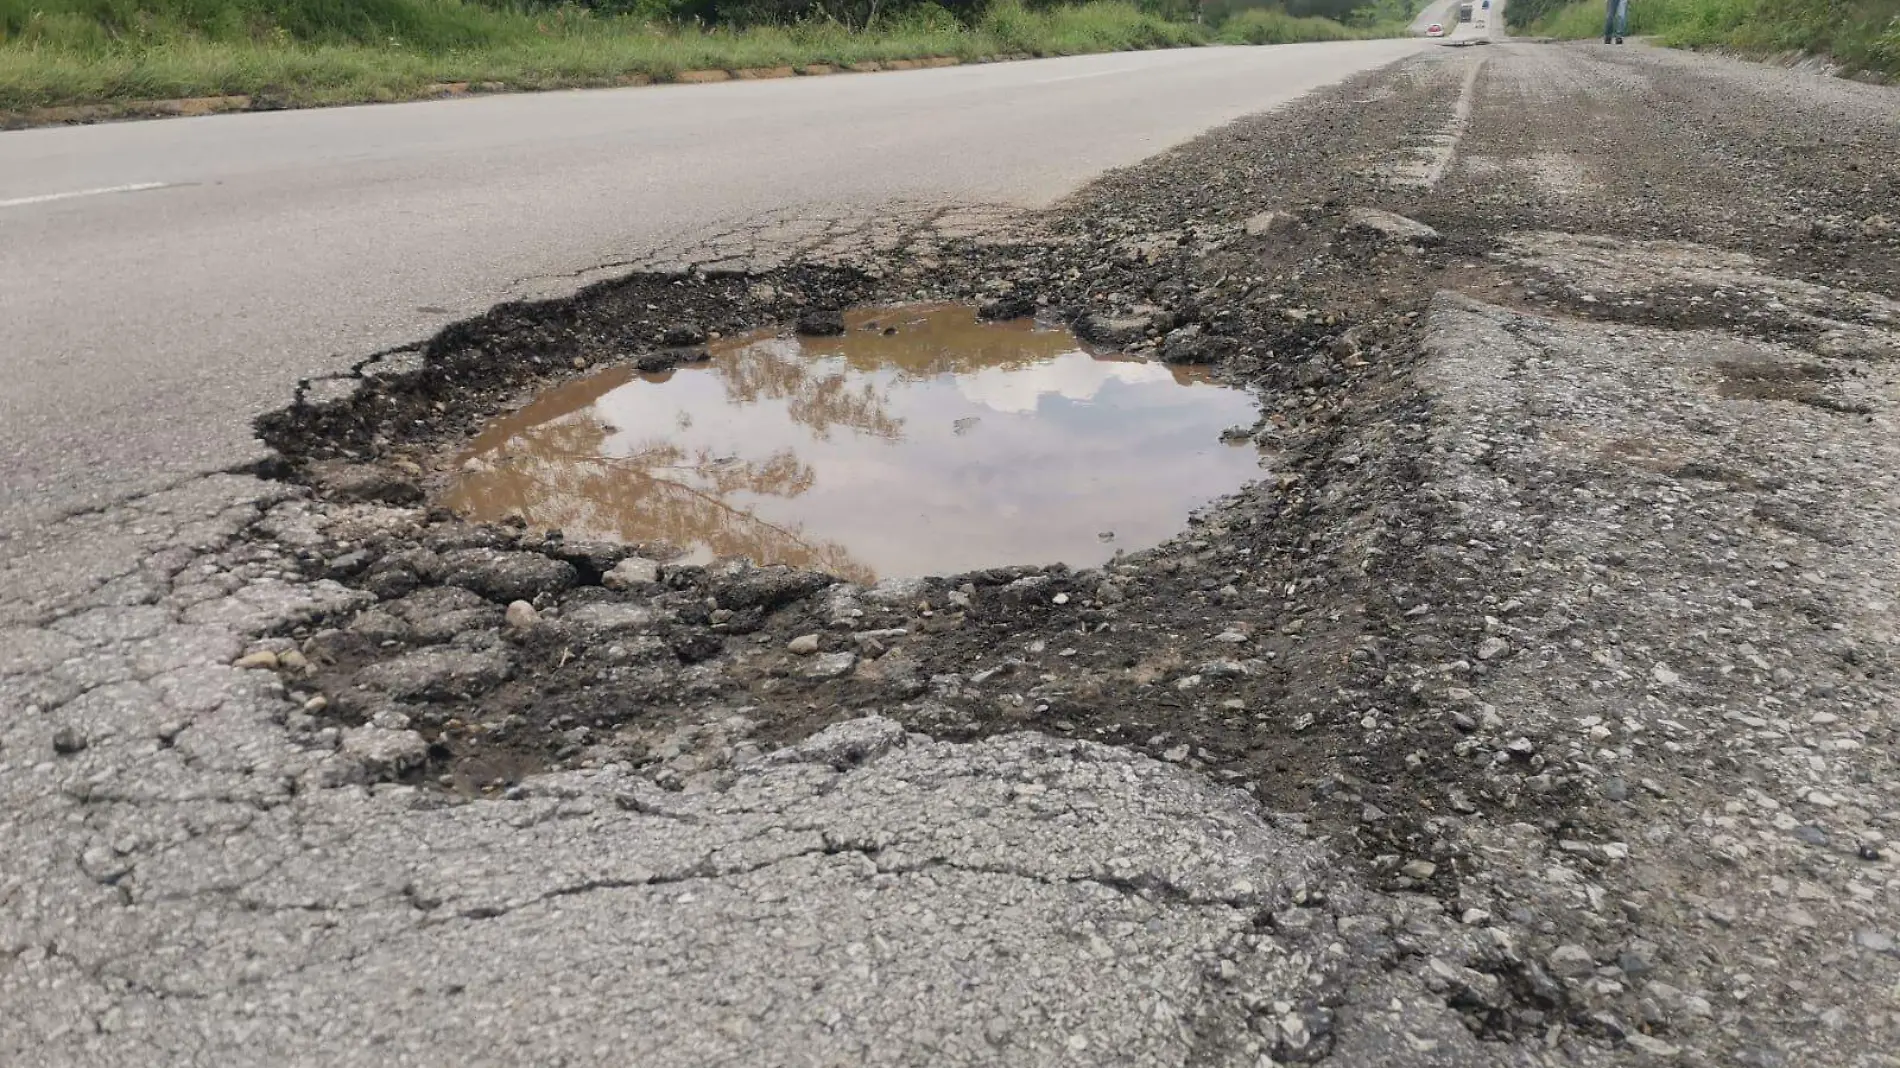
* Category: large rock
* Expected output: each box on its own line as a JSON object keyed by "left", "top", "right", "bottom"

{"left": 439, "top": 549, "right": 577, "bottom": 604}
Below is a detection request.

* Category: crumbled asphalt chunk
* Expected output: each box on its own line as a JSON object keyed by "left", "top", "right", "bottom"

{"left": 602, "top": 556, "right": 662, "bottom": 591}
{"left": 310, "top": 461, "right": 424, "bottom": 505}
{"left": 705, "top": 562, "right": 833, "bottom": 612}
{"left": 352, "top": 645, "right": 513, "bottom": 702}
{"left": 439, "top": 548, "right": 576, "bottom": 603}
{"left": 660, "top": 322, "right": 708, "bottom": 347}
{"left": 1345, "top": 207, "right": 1442, "bottom": 245}
{"left": 794, "top": 307, "right": 846, "bottom": 336}
{"left": 977, "top": 294, "right": 1037, "bottom": 321}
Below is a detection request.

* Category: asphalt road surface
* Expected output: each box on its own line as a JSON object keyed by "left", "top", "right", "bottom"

{"left": 6, "top": 32, "right": 1900, "bottom": 1068}
{"left": 0, "top": 41, "right": 1426, "bottom": 538}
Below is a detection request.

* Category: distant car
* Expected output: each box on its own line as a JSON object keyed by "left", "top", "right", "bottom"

{"left": 1425, "top": 23, "right": 1445, "bottom": 36}
{"left": 1482, "top": 0, "right": 1490, "bottom": 7}
{"left": 1475, "top": 18, "right": 1486, "bottom": 26}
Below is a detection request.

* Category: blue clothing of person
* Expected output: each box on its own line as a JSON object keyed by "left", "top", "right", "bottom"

{"left": 1604, "top": 0, "right": 1629, "bottom": 40}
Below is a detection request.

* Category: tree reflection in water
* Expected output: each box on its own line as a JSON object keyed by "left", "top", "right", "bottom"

{"left": 441, "top": 304, "right": 1260, "bottom": 583}
{"left": 445, "top": 327, "right": 926, "bottom": 583}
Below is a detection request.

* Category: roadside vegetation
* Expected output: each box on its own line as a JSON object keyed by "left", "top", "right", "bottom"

{"left": 1510, "top": 0, "right": 1900, "bottom": 78}
{"left": 0, "top": 0, "right": 1423, "bottom": 111}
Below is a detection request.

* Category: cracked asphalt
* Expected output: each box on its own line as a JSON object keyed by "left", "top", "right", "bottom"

{"left": 5, "top": 31, "right": 1900, "bottom": 1068}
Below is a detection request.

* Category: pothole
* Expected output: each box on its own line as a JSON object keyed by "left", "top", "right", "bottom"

{"left": 439, "top": 304, "right": 1263, "bottom": 582}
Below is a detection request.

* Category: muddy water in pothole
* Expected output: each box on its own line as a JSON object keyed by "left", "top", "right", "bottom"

{"left": 443, "top": 305, "right": 1262, "bottom": 581}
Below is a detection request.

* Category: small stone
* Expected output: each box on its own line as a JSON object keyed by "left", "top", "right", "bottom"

{"left": 1506, "top": 736, "right": 1536, "bottom": 756}
{"left": 52, "top": 727, "right": 88, "bottom": 755}
{"left": 1475, "top": 637, "right": 1509, "bottom": 660}
{"left": 1243, "top": 211, "right": 1282, "bottom": 236}
{"left": 278, "top": 649, "right": 311, "bottom": 675}
{"left": 1401, "top": 859, "right": 1437, "bottom": 880}
{"left": 603, "top": 556, "right": 662, "bottom": 591}
{"left": 1460, "top": 908, "right": 1491, "bottom": 926}
{"left": 1625, "top": 1033, "right": 1680, "bottom": 1058}
{"left": 1052, "top": 592, "right": 1070, "bottom": 605}
{"left": 805, "top": 651, "right": 857, "bottom": 679}
{"left": 303, "top": 695, "right": 329, "bottom": 713}
{"left": 1548, "top": 944, "right": 1596, "bottom": 979}
{"left": 1793, "top": 825, "right": 1828, "bottom": 847}
{"left": 1860, "top": 843, "right": 1882, "bottom": 861}
{"left": 787, "top": 634, "right": 821, "bottom": 656}
{"left": 233, "top": 650, "right": 279, "bottom": 670}
{"left": 1603, "top": 777, "right": 1630, "bottom": 801}
{"left": 1855, "top": 930, "right": 1896, "bottom": 954}
{"left": 505, "top": 600, "right": 540, "bottom": 629}
{"left": 1650, "top": 662, "right": 1681, "bottom": 686}
{"left": 1618, "top": 943, "right": 1654, "bottom": 976}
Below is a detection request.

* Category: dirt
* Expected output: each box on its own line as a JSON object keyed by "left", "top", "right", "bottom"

{"left": 238, "top": 42, "right": 1900, "bottom": 1061}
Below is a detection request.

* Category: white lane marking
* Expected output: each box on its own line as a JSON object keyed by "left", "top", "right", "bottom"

{"left": 0, "top": 182, "right": 172, "bottom": 210}
{"left": 1388, "top": 56, "right": 1483, "bottom": 189}
{"left": 1425, "top": 57, "right": 1484, "bottom": 187}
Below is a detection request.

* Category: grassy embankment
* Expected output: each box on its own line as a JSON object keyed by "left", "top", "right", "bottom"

{"left": 0, "top": 0, "right": 1405, "bottom": 112}
{"left": 1512, "top": 0, "right": 1899, "bottom": 78}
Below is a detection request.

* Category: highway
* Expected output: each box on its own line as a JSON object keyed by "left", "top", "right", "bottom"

{"left": 0, "top": 41, "right": 1427, "bottom": 535}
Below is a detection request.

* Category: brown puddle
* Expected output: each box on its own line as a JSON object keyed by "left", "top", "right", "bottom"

{"left": 443, "top": 305, "right": 1262, "bottom": 581}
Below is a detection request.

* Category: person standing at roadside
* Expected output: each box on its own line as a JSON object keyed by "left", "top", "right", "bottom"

{"left": 1604, "top": 0, "right": 1629, "bottom": 43}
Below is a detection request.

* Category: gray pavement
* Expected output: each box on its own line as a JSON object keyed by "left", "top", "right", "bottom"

{"left": 1, "top": 43, "right": 1480, "bottom": 1067}
{"left": 8, "top": 27, "right": 1895, "bottom": 1068}
{"left": 0, "top": 42, "right": 1422, "bottom": 538}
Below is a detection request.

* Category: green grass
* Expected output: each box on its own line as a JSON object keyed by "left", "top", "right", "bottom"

{"left": 1524, "top": 0, "right": 1900, "bottom": 78}
{"left": 0, "top": 0, "right": 1404, "bottom": 112}
{"left": 1218, "top": 6, "right": 1362, "bottom": 41}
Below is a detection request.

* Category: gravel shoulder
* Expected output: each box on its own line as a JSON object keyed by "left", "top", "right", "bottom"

{"left": 3, "top": 39, "right": 1898, "bottom": 1067}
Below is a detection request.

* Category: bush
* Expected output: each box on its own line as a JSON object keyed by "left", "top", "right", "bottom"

{"left": 978, "top": 0, "right": 1207, "bottom": 53}
{"left": 1523, "top": 0, "right": 1900, "bottom": 78}
{"left": 1218, "top": 6, "right": 1358, "bottom": 41}
{"left": 0, "top": 0, "right": 1405, "bottom": 109}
